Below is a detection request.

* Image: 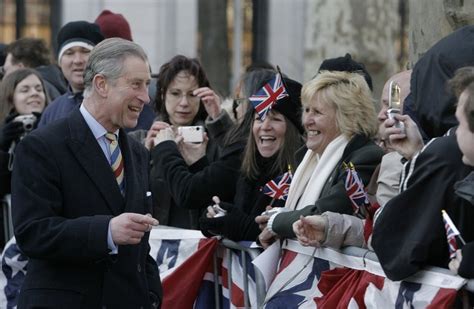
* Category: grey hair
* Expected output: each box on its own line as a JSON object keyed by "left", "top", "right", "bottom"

{"left": 83, "top": 38, "right": 148, "bottom": 97}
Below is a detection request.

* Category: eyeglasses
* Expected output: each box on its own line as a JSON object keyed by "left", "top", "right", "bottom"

{"left": 166, "top": 90, "right": 200, "bottom": 104}
{"left": 233, "top": 98, "right": 247, "bottom": 107}
{"left": 232, "top": 98, "right": 248, "bottom": 120}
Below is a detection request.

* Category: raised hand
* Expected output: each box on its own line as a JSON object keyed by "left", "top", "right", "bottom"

{"left": 194, "top": 87, "right": 221, "bottom": 119}
{"left": 384, "top": 114, "right": 424, "bottom": 159}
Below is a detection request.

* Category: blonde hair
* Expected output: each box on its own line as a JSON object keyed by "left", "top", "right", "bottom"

{"left": 302, "top": 70, "right": 378, "bottom": 139}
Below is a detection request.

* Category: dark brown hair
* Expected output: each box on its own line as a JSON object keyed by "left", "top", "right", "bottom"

{"left": 0, "top": 68, "right": 49, "bottom": 121}
{"left": 448, "top": 67, "right": 474, "bottom": 132}
{"left": 6, "top": 38, "right": 51, "bottom": 68}
{"left": 241, "top": 110, "right": 303, "bottom": 180}
{"left": 154, "top": 55, "right": 210, "bottom": 124}
{"left": 463, "top": 82, "right": 474, "bottom": 132}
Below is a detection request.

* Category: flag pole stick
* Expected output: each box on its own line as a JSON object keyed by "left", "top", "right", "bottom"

{"left": 269, "top": 198, "right": 276, "bottom": 208}
{"left": 276, "top": 65, "right": 290, "bottom": 92}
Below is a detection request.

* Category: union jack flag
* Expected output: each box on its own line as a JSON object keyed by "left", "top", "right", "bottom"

{"left": 343, "top": 162, "right": 370, "bottom": 219}
{"left": 441, "top": 210, "right": 461, "bottom": 259}
{"left": 261, "top": 171, "right": 292, "bottom": 201}
{"left": 249, "top": 73, "right": 289, "bottom": 121}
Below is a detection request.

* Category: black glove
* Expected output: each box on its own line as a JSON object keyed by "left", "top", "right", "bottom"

{"left": 31, "top": 112, "right": 42, "bottom": 130}
{"left": 199, "top": 202, "right": 254, "bottom": 241}
{"left": 199, "top": 201, "right": 232, "bottom": 238}
{"left": 0, "top": 113, "right": 24, "bottom": 151}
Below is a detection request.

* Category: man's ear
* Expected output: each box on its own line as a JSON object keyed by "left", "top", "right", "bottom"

{"left": 93, "top": 74, "right": 108, "bottom": 98}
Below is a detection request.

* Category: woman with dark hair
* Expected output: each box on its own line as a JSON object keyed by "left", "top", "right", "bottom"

{"left": 153, "top": 55, "right": 212, "bottom": 127}
{"left": 0, "top": 68, "right": 48, "bottom": 246}
{"left": 129, "top": 55, "right": 234, "bottom": 228}
{"left": 0, "top": 68, "right": 49, "bottom": 194}
{"left": 199, "top": 75, "right": 305, "bottom": 241}
{"left": 151, "top": 67, "right": 287, "bottom": 230}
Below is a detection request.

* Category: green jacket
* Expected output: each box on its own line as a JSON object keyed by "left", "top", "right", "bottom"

{"left": 272, "top": 134, "right": 384, "bottom": 238}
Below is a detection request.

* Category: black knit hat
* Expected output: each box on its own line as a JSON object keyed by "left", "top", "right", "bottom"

{"left": 273, "top": 77, "right": 304, "bottom": 134}
{"left": 318, "top": 53, "right": 373, "bottom": 91}
{"left": 57, "top": 21, "right": 104, "bottom": 61}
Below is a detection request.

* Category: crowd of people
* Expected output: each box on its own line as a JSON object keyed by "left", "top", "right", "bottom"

{"left": 0, "top": 9, "right": 474, "bottom": 309}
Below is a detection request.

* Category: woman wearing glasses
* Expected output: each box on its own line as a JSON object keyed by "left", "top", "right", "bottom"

{"left": 130, "top": 55, "right": 235, "bottom": 229}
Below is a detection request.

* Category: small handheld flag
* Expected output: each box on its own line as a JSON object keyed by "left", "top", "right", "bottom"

{"left": 261, "top": 167, "right": 293, "bottom": 204}
{"left": 441, "top": 210, "right": 465, "bottom": 259}
{"left": 343, "top": 162, "right": 370, "bottom": 219}
{"left": 249, "top": 73, "right": 289, "bottom": 121}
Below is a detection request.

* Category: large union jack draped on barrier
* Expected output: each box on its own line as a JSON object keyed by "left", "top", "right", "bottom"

{"left": 0, "top": 228, "right": 468, "bottom": 308}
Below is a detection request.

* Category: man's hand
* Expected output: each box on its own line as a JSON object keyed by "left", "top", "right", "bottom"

{"left": 448, "top": 249, "right": 462, "bottom": 275}
{"left": 293, "top": 215, "right": 328, "bottom": 247}
{"left": 110, "top": 213, "right": 159, "bottom": 245}
{"left": 384, "top": 114, "right": 424, "bottom": 160}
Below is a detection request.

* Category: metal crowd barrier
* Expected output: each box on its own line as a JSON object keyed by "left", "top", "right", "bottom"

{"left": 2, "top": 194, "right": 13, "bottom": 244}
{"left": 212, "top": 238, "right": 266, "bottom": 308}
{"left": 214, "top": 237, "right": 474, "bottom": 309}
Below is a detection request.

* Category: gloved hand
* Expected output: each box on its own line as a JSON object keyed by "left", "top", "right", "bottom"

{"left": 199, "top": 201, "right": 233, "bottom": 238}
{"left": 199, "top": 201, "right": 253, "bottom": 241}
{"left": 0, "top": 113, "right": 25, "bottom": 151}
{"left": 31, "top": 112, "right": 42, "bottom": 130}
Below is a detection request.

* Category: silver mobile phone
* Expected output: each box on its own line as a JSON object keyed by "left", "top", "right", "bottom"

{"left": 387, "top": 81, "right": 405, "bottom": 131}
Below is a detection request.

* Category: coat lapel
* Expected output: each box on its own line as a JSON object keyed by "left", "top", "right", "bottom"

{"left": 66, "top": 109, "right": 124, "bottom": 216}
{"left": 120, "top": 129, "right": 141, "bottom": 212}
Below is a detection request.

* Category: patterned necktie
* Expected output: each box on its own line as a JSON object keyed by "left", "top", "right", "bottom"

{"left": 105, "top": 133, "right": 125, "bottom": 195}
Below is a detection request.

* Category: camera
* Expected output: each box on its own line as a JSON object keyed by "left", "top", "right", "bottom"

{"left": 14, "top": 114, "right": 37, "bottom": 132}
{"left": 387, "top": 81, "right": 405, "bottom": 132}
{"left": 178, "top": 126, "right": 204, "bottom": 143}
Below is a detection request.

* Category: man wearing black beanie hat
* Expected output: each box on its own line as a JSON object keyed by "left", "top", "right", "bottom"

{"left": 38, "top": 21, "right": 105, "bottom": 128}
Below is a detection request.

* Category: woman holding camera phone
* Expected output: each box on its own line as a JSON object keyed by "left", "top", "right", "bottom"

{"left": 0, "top": 68, "right": 48, "bottom": 245}
{"left": 199, "top": 74, "right": 305, "bottom": 241}
{"left": 129, "top": 55, "right": 235, "bottom": 229}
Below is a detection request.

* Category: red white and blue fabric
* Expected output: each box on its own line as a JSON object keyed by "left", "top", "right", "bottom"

{"left": 105, "top": 133, "right": 125, "bottom": 195}
{"left": 0, "top": 230, "right": 466, "bottom": 308}
{"left": 344, "top": 163, "right": 370, "bottom": 218}
{"left": 249, "top": 73, "right": 289, "bottom": 121}
{"left": 261, "top": 171, "right": 293, "bottom": 201}
{"left": 261, "top": 240, "right": 461, "bottom": 308}
{"left": 442, "top": 212, "right": 459, "bottom": 259}
{"left": 221, "top": 242, "right": 260, "bottom": 308}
